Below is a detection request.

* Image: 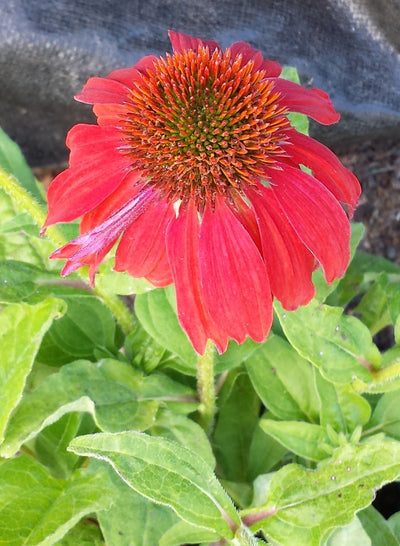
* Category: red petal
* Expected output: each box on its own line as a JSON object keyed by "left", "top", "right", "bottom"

{"left": 283, "top": 130, "right": 361, "bottom": 216}
{"left": 115, "top": 197, "right": 174, "bottom": 287}
{"left": 106, "top": 56, "right": 158, "bottom": 86}
{"left": 166, "top": 201, "right": 228, "bottom": 354}
{"left": 268, "top": 164, "right": 351, "bottom": 283}
{"left": 199, "top": 197, "right": 273, "bottom": 345}
{"left": 272, "top": 78, "right": 340, "bottom": 125}
{"left": 92, "top": 104, "right": 129, "bottom": 127}
{"left": 66, "top": 124, "right": 124, "bottom": 166}
{"left": 75, "top": 76, "right": 129, "bottom": 105}
{"left": 247, "top": 186, "right": 315, "bottom": 309}
{"left": 229, "top": 42, "right": 281, "bottom": 77}
{"left": 45, "top": 140, "right": 132, "bottom": 225}
{"left": 168, "top": 30, "right": 220, "bottom": 53}
{"left": 80, "top": 172, "right": 144, "bottom": 232}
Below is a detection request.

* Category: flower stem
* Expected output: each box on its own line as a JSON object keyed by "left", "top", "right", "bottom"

{"left": 0, "top": 167, "right": 135, "bottom": 336}
{"left": 197, "top": 340, "right": 216, "bottom": 435}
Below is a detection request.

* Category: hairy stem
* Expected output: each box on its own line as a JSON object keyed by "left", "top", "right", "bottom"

{"left": 197, "top": 340, "right": 216, "bottom": 435}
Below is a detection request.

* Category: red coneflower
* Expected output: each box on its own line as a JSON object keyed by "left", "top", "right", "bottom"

{"left": 43, "top": 30, "right": 361, "bottom": 354}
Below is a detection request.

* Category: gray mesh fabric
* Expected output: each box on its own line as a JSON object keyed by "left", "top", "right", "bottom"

{"left": 1, "top": 0, "right": 399, "bottom": 166}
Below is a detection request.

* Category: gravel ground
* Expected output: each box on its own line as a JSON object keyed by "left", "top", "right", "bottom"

{"left": 333, "top": 138, "right": 400, "bottom": 265}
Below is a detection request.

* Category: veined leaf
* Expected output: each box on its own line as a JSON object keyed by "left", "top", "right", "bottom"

{"left": 69, "top": 431, "right": 240, "bottom": 538}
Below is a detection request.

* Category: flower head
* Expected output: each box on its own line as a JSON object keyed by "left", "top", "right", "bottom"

{"left": 44, "top": 30, "right": 361, "bottom": 354}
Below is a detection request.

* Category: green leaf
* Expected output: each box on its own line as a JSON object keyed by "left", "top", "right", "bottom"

{"left": 159, "top": 520, "right": 220, "bottom": 546}
{"left": 247, "top": 422, "right": 287, "bottom": 481}
{"left": 246, "top": 335, "right": 319, "bottom": 422}
{"left": 357, "top": 505, "right": 399, "bottom": 546}
{"left": 0, "top": 297, "right": 65, "bottom": 446}
{"left": 388, "top": 511, "right": 400, "bottom": 539}
{"left": 353, "top": 273, "right": 392, "bottom": 335}
{"left": 0, "top": 455, "right": 114, "bottom": 546}
{"left": 260, "top": 418, "right": 331, "bottom": 461}
{"left": 95, "top": 460, "right": 178, "bottom": 546}
{"left": 314, "top": 369, "right": 371, "bottom": 434}
{"left": 366, "top": 390, "right": 400, "bottom": 440}
{"left": 275, "top": 299, "right": 380, "bottom": 383}
{"left": 281, "top": 66, "right": 309, "bottom": 136}
{"left": 34, "top": 413, "right": 93, "bottom": 479}
{"left": 323, "top": 516, "right": 371, "bottom": 545}
{"left": 150, "top": 409, "right": 215, "bottom": 468}
{"left": 213, "top": 368, "right": 260, "bottom": 481}
{"left": 0, "top": 126, "right": 44, "bottom": 203}
{"left": 55, "top": 519, "right": 104, "bottom": 546}
{"left": 135, "top": 287, "right": 197, "bottom": 374}
{"left": 1, "top": 359, "right": 161, "bottom": 457}
{"left": 96, "top": 261, "right": 156, "bottom": 295}
{"left": 313, "top": 223, "right": 365, "bottom": 302}
{"left": 36, "top": 290, "right": 119, "bottom": 366}
{"left": 0, "top": 260, "right": 53, "bottom": 303}
{"left": 215, "top": 338, "right": 259, "bottom": 374}
{"left": 68, "top": 431, "right": 240, "bottom": 538}
{"left": 243, "top": 439, "right": 400, "bottom": 546}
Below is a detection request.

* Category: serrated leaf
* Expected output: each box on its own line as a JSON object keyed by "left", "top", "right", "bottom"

{"left": 135, "top": 287, "right": 197, "bottom": 373}
{"left": 314, "top": 369, "right": 371, "bottom": 434}
{"left": 275, "top": 299, "right": 380, "bottom": 383}
{"left": 0, "top": 455, "right": 114, "bottom": 546}
{"left": 1, "top": 359, "right": 160, "bottom": 457}
{"left": 0, "top": 297, "right": 65, "bottom": 446}
{"left": 68, "top": 431, "right": 240, "bottom": 538}
{"left": 243, "top": 440, "right": 400, "bottom": 546}
{"left": 260, "top": 418, "right": 331, "bottom": 461}
{"left": 246, "top": 335, "right": 319, "bottom": 422}
{"left": 55, "top": 519, "right": 104, "bottom": 546}
{"left": 213, "top": 369, "right": 260, "bottom": 481}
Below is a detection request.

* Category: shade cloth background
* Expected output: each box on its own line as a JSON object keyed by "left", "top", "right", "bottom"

{"left": 1, "top": 0, "right": 399, "bottom": 166}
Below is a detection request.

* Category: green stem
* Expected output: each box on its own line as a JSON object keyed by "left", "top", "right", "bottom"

{"left": 197, "top": 340, "right": 216, "bottom": 435}
{"left": 0, "top": 167, "right": 135, "bottom": 336}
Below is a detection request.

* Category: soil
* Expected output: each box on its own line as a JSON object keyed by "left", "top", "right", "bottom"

{"left": 332, "top": 138, "right": 400, "bottom": 265}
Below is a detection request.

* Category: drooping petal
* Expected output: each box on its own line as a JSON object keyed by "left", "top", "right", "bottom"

{"left": 199, "top": 197, "right": 273, "bottom": 345}
{"left": 283, "top": 130, "right": 361, "bottom": 216}
{"left": 168, "top": 29, "right": 220, "bottom": 54}
{"left": 247, "top": 186, "right": 315, "bottom": 309}
{"left": 44, "top": 128, "right": 133, "bottom": 226}
{"left": 51, "top": 186, "right": 158, "bottom": 285}
{"left": 79, "top": 172, "right": 144, "bottom": 232}
{"left": 271, "top": 78, "right": 340, "bottom": 125}
{"left": 268, "top": 163, "right": 350, "bottom": 283}
{"left": 229, "top": 41, "right": 281, "bottom": 77}
{"left": 166, "top": 200, "right": 228, "bottom": 354}
{"left": 115, "top": 196, "right": 174, "bottom": 287}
